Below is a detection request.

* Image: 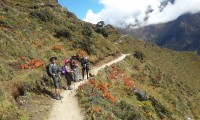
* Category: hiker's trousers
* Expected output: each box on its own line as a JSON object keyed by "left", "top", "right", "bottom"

{"left": 52, "top": 76, "right": 61, "bottom": 89}
{"left": 65, "top": 73, "right": 73, "bottom": 86}
{"left": 82, "top": 67, "right": 89, "bottom": 79}
{"left": 73, "top": 67, "right": 79, "bottom": 82}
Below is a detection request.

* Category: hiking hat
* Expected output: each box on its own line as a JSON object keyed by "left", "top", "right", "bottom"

{"left": 49, "top": 57, "right": 57, "bottom": 62}
{"left": 65, "top": 59, "right": 70, "bottom": 64}
{"left": 72, "top": 54, "right": 77, "bottom": 57}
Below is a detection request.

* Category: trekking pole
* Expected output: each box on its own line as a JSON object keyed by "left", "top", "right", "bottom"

{"left": 71, "top": 79, "right": 74, "bottom": 94}
{"left": 74, "top": 80, "right": 75, "bottom": 91}
{"left": 60, "top": 93, "right": 63, "bottom": 103}
{"left": 73, "top": 72, "right": 75, "bottom": 93}
{"left": 59, "top": 75, "right": 63, "bottom": 103}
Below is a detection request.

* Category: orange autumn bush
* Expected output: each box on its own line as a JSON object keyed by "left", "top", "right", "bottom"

{"left": 156, "top": 73, "right": 162, "bottom": 81}
{"left": 97, "top": 83, "right": 116, "bottom": 102}
{"left": 108, "top": 74, "right": 117, "bottom": 80}
{"left": 103, "top": 91, "right": 116, "bottom": 102}
{"left": 52, "top": 45, "right": 63, "bottom": 51}
{"left": 89, "top": 80, "right": 116, "bottom": 102}
{"left": 124, "top": 77, "right": 133, "bottom": 88}
{"left": 21, "top": 59, "right": 44, "bottom": 69}
{"left": 20, "top": 56, "right": 26, "bottom": 61}
{"left": 36, "top": 42, "right": 42, "bottom": 47}
{"left": 93, "top": 107, "right": 102, "bottom": 113}
{"left": 98, "top": 83, "right": 107, "bottom": 92}
{"left": 141, "top": 77, "right": 145, "bottom": 82}
{"left": 89, "top": 80, "right": 97, "bottom": 88}
{"left": 76, "top": 49, "right": 88, "bottom": 56}
{"left": 106, "top": 82, "right": 111, "bottom": 87}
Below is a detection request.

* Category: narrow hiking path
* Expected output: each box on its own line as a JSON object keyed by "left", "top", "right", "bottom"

{"left": 48, "top": 54, "right": 128, "bottom": 120}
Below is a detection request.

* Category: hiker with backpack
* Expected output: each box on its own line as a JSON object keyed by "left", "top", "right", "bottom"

{"left": 70, "top": 55, "right": 80, "bottom": 82}
{"left": 81, "top": 56, "right": 90, "bottom": 79}
{"left": 48, "top": 57, "right": 63, "bottom": 100}
{"left": 61, "top": 59, "right": 74, "bottom": 90}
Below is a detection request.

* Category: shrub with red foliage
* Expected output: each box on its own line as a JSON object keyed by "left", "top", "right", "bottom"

{"left": 137, "top": 66, "right": 141, "bottom": 71}
{"left": 20, "top": 64, "right": 29, "bottom": 69}
{"left": 140, "top": 75, "right": 145, "bottom": 82}
{"left": 103, "top": 91, "right": 116, "bottom": 102}
{"left": 108, "top": 74, "right": 117, "bottom": 80}
{"left": 21, "top": 59, "right": 44, "bottom": 69}
{"left": 89, "top": 80, "right": 97, "bottom": 88}
{"left": 78, "top": 82, "right": 87, "bottom": 90}
{"left": 99, "top": 83, "right": 107, "bottom": 92}
{"left": 124, "top": 77, "right": 133, "bottom": 88}
{"left": 52, "top": 45, "right": 63, "bottom": 51}
{"left": 36, "top": 42, "right": 42, "bottom": 47}
{"left": 107, "top": 83, "right": 111, "bottom": 87}
{"left": 109, "top": 116, "right": 113, "bottom": 120}
{"left": 141, "top": 77, "right": 145, "bottom": 81}
{"left": 93, "top": 107, "right": 102, "bottom": 113}
{"left": 156, "top": 73, "right": 162, "bottom": 81}
{"left": 89, "top": 80, "right": 116, "bottom": 102}
{"left": 20, "top": 56, "right": 26, "bottom": 61}
{"left": 91, "top": 92, "right": 95, "bottom": 96}
{"left": 76, "top": 49, "right": 88, "bottom": 56}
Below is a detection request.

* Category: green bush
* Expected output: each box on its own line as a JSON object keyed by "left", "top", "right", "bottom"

{"left": 133, "top": 50, "right": 145, "bottom": 61}
{"left": 82, "top": 25, "right": 93, "bottom": 37}
{"left": 95, "top": 21, "right": 109, "bottom": 38}
{"left": 101, "top": 29, "right": 109, "bottom": 38}
{"left": 95, "top": 28, "right": 109, "bottom": 38}
{"left": 0, "top": 19, "right": 14, "bottom": 28}
{"left": 114, "top": 100, "right": 144, "bottom": 120}
{"left": 54, "top": 28, "right": 72, "bottom": 39}
{"left": 66, "top": 11, "right": 77, "bottom": 18}
{"left": 30, "top": 10, "right": 54, "bottom": 22}
{"left": 68, "top": 25, "right": 76, "bottom": 32}
{"left": 74, "top": 37, "right": 95, "bottom": 55}
{"left": 149, "top": 97, "right": 172, "bottom": 119}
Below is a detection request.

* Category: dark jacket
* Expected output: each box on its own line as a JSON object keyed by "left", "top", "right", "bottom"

{"left": 81, "top": 58, "right": 89, "bottom": 69}
{"left": 49, "top": 63, "right": 61, "bottom": 77}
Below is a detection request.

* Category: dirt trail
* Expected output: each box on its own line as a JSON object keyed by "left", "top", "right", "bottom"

{"left": 48, "top": 54, "right": 128, "bottom": 120}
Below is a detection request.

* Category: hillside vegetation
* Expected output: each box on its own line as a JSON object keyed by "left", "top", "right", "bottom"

{"left": 77, "top": 36, "right": 200, "bottom": 119}
{"left": 1, "top": 0, "right": 200, "bottom": 120}
{"left": 0, "top": 0, "right": 120, "bottom": 119}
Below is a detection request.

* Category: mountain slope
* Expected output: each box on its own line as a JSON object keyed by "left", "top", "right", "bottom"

{"left": 0, "top": 0, "right": 120, "bottom": 119}
{"left": 77, "top": 36, "right": 200, "bottom": 120}
{"left": 1, "top": 0, "right": 200, "bottom": 120}
{"left": 120, "top": 13, "right": 200, "bottom": 54}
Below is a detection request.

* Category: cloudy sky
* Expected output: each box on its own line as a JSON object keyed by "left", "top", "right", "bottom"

{"left": 59, "top": 0, "right": 200, "bottom": 28}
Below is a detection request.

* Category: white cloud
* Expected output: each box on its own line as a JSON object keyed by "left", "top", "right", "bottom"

{"left": 83, "top": 0, "right": 200, "bottom": 28}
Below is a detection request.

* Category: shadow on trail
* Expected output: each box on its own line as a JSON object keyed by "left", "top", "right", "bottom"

{"left": 42, "top": 88, "right": 55, "bottom": 99}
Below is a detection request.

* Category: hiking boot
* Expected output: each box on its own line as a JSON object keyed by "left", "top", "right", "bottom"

{"left": 68, "top": 86, "right": 73, "bottom": 90}
{"left": 59, "top": 95, "right": 63, "bottom": 99}
{"left": 55, "top": 96, "right": 61, "bottom": 100}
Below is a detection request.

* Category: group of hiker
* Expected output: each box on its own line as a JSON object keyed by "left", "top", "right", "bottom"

{"left": 47, "top": 54, "right": 90, "bottom": 100}
{"left": 46, "top": 54, "right": 148, "bottom": 101}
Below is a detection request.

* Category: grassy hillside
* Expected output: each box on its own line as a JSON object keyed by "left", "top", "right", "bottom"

{"left": 77, "top": 36, "right": 200, "bottom": 119}
{"left": 0, "top": 0, "right": 120, "bottom": 119}
{"left": 1, "top": 0, "right": 200, "bottom": 120}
